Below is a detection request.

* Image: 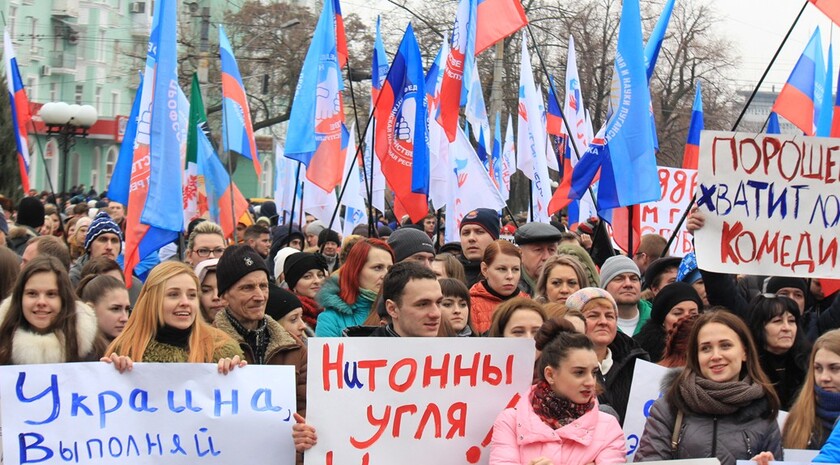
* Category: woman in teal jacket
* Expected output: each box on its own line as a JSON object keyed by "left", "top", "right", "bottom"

{"left": 315, "top": 238, "right": 394, "bottom": 337}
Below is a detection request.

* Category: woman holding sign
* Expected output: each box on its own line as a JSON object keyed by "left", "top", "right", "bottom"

{"left": 490, "top": 318, "right": 626, "bottom": 465}
{"left": 0, "top": 255, "right": 103, "bottom": 364}
{"left": 103, "top": 262, "right": 244, "bottom": 369}
{"left": 634, "top": 311, "right": 782, "bottom": 465}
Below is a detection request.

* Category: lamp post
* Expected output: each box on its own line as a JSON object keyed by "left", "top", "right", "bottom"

{"left": 39, "top": 102, "right": 98, "bottom": 195}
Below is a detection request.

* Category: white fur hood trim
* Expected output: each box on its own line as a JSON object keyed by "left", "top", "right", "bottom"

{"left": 0, "top": 297, "right": 99, "bottom": 364}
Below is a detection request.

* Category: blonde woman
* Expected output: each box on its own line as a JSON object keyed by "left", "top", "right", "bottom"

{"left": 103, "top": 262, "right": 244, "bottom": 373}
{"left": 783, "top": 329, "right": 840, "bottom": 449}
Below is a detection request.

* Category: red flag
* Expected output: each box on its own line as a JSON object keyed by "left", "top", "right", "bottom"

{"left": 475, "top": 0, "right": 528, "bottom": 54}
{"left": 811, "top": 0, "right": 840, "bottom": 25}
{"left": 611, "top": 205, "right": 641, "bottom": 255}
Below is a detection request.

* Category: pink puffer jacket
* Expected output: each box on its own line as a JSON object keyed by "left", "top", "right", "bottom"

{"left": 489, "top": 387, "right": 627, "bottom": 465}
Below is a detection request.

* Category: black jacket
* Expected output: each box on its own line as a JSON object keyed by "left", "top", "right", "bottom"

{"left": 598, "top": 331, "right": 650, "bottom": 426}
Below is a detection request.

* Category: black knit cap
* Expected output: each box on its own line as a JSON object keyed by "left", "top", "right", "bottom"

{"left": 216, "top": 245, "right": 269, "bottom": 296}
{"left": 16, "top": 197, "right": 45, "bottom": 229}
{"left": 284, "top": 252, "right": 327, "bottom": 290}
{"left": 266, "top": 284, "right": 302, "bottom": 321}
{"left": 318, "top": 228, "right": 340, "bottom": 247}
{"left": 459, "top": 208, "right": 500, "bottom": 239}
{"left": 766, "top": 277, "right": 808, "bottom": 295}
{"left": 651, "top": 282, "right": 703, "bottom": 325}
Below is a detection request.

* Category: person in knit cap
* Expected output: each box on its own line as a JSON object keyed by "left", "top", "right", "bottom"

{"left": 317, "top": 228, "right": 340, "bottom": 273}
{"left": 305, "top": 220, "right": 326, "bottom": 248}
{"left": 387, "top": 228, "right": 435, "bottom": 268}
{"left": 212, "top": 245, "right": 307, "bottom": 417}
{"left": 266, "top": 284, "right": 307, "bottom": 340}
{"left": 69, "top": 211, "right": 123, "bottom": 287}
{"left": 284, "top": 252, "right": 327, "bottom": 331}
{"left": 566, "top": 287, "right": 649, "bottom": 425}
{"left": 7, "top": 196, "right": 45, "bottom": 255}
{"left": 459, "top": 208, "right": 500, "bottom": 287}
{"left": 599, "top": 255, "right": 650, "bottom": 336}
{"left": 632, "top": 282, "right": 703, "bottom": 363}
{"left": 765, "top": 276, "right": 809, "bottom": 314}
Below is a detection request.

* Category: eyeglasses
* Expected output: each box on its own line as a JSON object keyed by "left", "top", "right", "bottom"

{"left": 194, "top": 247, "right": 225, "bottom": 258}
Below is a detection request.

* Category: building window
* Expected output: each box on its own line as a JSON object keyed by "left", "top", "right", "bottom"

{"left": 260, "top": 157, "right": 273, "bottom": 197}
{"left": 9, "top": 7, "right": 17, "bottom": 39}
{"left": 105, "top": 146, "right": 118, "bottom": 184}
{"left": 25, "top": 76, "right": 37, "bottom": 101}
{"left": 111, "top": 91, "right": 120, "bottom": 116}
{"left": 69, "top": 151, "right": 80, "bottom": 188}
{"left": 91, "top": 147, "right": 101, "bottom": 191}
{"left": 95, "top": 86, "right": 102, "bottom": 114}
{"left": 97, "top": 30, "right": 106, "bottom": 62}
{"left": 49, "top": 82, "right": 58, "bottom": 102}
{"left": 75, "top": 84, "right": 83, "bottom": 104}
{"left": 29, "top": 18, "right": 37, "bottom": 52}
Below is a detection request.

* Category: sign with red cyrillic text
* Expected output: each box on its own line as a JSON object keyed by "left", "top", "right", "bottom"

{"left": 304, "top": 338, "right": 535, "bottom": 465}
{"left": 640, "top": 167, "right": 698, "bottom": 257}
{"left": 695, "top": 131, "right": 840, "bottom": 278}
{"left": 0, "top": 363, "right": 297, "bottom": 465}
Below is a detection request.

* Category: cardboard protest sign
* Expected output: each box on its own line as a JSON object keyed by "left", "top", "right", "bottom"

{"left": 640, "top": 167, "right": 698, "bottom": 257}
{"left": 0, "top": 363, "right": 296, "bottom": 465}
{"left": 305, "top": 338, "right": 535, "bottom": 465}
{"left": 622, "top": 359, "right": 670, "bottom": 461}
{"left": 695, "top": 131, "right": 840, "bottom": 278}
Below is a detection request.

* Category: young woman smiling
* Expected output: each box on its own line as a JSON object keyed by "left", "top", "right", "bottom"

{"left": 783, "top": 329, "right": 840, "bottom": 449}
{"left": 535, "top": 255, "right": 589, "bottom": 305}
{"left": 490, "top": 319, "right": 625, "bottom": 465}
{"left": 635, "top": 311, "right": 782, "bottom": 465}
{"left": 469, "top": 240, "right": 529, "bottom": 334}
{"left": 0, "top": 256, "right": 102, "bottom": 364}
{"left": 104, "top": 262, "right": 243, "bottom": 368}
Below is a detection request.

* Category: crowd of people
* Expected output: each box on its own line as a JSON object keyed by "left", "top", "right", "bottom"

{"left": 2, "top": 190, "right": 840, "bottom": 465}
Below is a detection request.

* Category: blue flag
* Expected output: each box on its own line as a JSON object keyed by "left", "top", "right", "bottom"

{"left": 644, "top": 0, "right": 675, "bottom": 81}
{"left": 569, "top": 0, "right": 658, "bottom": 209}
{"left": 767, "top": 112, "right": 781, "bottom": 134}
{"left": 108, "top": 74, "right": 143, "bottom": 205}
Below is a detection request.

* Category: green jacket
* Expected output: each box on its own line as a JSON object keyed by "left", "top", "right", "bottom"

{"left": 623, "top": 299, "right": 652, "bottom": 336}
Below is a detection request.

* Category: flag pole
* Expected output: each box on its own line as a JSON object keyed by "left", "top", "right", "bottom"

{"left": 220, "top": 104, "right": 239, "bottom": 243}
{"left": 529, "top": 180, "right": 534, "bottom": 222}
{"left": 660, "top": 0, "right": 809, "bottom": 257}
{"left": 344, "top": 59, "right": 376, "bottom": 235}
{"left": 288, "top": 162, "right": 301, "bottom": 227}
{"left": 298, "top": 179, "right": 305, "bottom": 230}
{"left": 525, "top": 24, "right": 601, "bottom": 213}
{"left": 627, "top": 206, "right": 634, "bottom": 258}
{"left": 367, "top": 118, "right": 377, "bottom": 237}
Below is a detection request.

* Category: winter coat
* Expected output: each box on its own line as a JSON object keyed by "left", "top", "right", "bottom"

{"left": 490, "top": 386, "right": 626, "bottom": 465}
{"left": 469, "top": 281, "right": 530, "bottom": 334}
{"left": 460, "top": 257, "right": 483, "bottom": 288}
{"left": 597, "top": 331, "right": 650, "bottom": 425}
{"left": 0, "top": 297, "right": 103, "bottom": 364}
{"left": 141, "top": 338, "right": 243, "bottom": 363}
{"left": 815, "top": 420, "right": 840, "bottom": 463}
{"left": 315, "top": 275, "right": 377, "bottom": 337}
{"left": 6, "top": 225, "right": 36, "bottom": 256}
{"left": 623, "top": 299, "right": 652, "bottom": 337}
{"left": 759, "top": 348, "right": 808, "bottom": 411}
{"left": 634, "top": 373, "right": 783, "bottom": 465}
{"left": 213, "top": 312, "right": 307, "bottom": 417}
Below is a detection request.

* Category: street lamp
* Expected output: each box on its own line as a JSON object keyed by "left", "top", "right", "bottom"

{"left": 39, "top": 102, "right": 98, "bottom": 195}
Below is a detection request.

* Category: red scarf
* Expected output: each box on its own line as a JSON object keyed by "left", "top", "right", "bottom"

{"left": 530, "top": 380, "right": 594, "bottom": 429}
{"left": 297, "top": 294, "right": 322, "bottom": 329}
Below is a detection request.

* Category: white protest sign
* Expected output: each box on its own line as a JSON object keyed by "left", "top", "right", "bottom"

{"left": 640, "top": 167, "right": 697, "bottom": 257}
{"left": 695, "top": 131, "right": 840, "bottom": 278}
{"left": 305, "top": 338, "right": 535, "bottom": 465}
{"left": 0, "top": 363, "right": 296, "bottom": 465}
{"left": 623, "top": 359, "right": 671, "bottom": 461}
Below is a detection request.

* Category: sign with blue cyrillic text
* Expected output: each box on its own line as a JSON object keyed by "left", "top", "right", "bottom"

{"left": 696, "top": 131, "right": 840, "bottom": 278}
{"left": 0, "top": 363, "right": 296, "bottom": 465}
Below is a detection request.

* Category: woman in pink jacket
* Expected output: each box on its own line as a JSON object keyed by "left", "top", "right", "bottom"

{"left": 490, "top": 318, "right": 627, "bottom": 465}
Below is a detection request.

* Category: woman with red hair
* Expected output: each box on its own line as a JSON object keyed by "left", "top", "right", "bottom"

{"left": 315, "top": 238, "right": 394, "bottom": 337}
{"left": 470, "top": 240, "right": 530, "bottom": 334}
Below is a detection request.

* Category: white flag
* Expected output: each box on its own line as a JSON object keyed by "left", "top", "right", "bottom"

{"left": 564, "top": 35, "right": 589, "bottom": 163}
{"left": 500, "top": 115, "right": 515, "bottom": 202}
{"left": 340, "top": 124, "right": 368, "bottom": 238}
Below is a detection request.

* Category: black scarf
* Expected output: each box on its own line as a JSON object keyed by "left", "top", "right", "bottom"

{"left": 481, "top": 280, "right": 520, "bottom": 300}
{"left": 224, "top": 310, "right": 269, "bottom": 364}
{"left": 155, "top": 325, "right": 191, "bottom": 349}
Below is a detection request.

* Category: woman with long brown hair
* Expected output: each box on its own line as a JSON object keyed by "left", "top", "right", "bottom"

{"left": 635, "top": 311, "right": 782, "bottom": 465}
{"left": 0, "top": 256, "right": 102, "bottom": 364}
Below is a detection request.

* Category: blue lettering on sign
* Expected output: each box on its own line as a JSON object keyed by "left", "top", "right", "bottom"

{"left": 16, "top": 372, "right": 60, "bottom": 425}
{"left": 626, "top": 434, "right": 639, "bottom": 455}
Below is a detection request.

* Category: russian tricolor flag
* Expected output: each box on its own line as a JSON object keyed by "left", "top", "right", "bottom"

{"left": 4, "top": 30, "right": 32, "bottom": 193}
{"left": 220, "top": 26, "right": 262, "bottom": 177}
{"left": 682, "top": 81, "right": 703, "bottom": 170}
{"left": 197, "top": 128, "right": 249, "bottom": 239}
{"left": 772, "top": 28, "right": 820, "bottom": 136}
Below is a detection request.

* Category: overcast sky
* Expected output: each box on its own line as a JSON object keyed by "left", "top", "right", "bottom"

{"left": 337, "top": 0, "right": 837, "bottom": 95}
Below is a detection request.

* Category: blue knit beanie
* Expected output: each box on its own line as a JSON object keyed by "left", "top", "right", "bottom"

{"left": 84, "top": 211, "right": 122, "bottom": 252}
